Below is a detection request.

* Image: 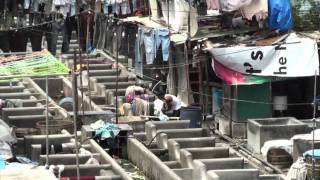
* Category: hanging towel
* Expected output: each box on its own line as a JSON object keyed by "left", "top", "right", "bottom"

{"left": 219, "top": 0, "right": 252, "bottom": 12}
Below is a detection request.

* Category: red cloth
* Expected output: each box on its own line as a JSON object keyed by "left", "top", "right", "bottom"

{"left": 61, "top": 177, "right": 95, "bottom": 180}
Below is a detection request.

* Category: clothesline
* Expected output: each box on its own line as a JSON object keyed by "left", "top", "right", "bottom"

{"left": 0, "top": 9, "right": 93, "bottom": 32}
{"left": 132, "top": 70, "right": 315, "bottom": 106}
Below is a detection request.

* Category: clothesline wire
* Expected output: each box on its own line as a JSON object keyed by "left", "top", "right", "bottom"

{"left": 5, "top": 9, "right": 320, "bottom": 42}
{"left": 113, "top": 37, "right": 317, "bottom": 70}
{"left": 12, "top": 27, "right": 303, "bottom": 66}
{"left": 127, "top": 67, "right": 315, "bottom": 106}
{"left": 99, "top": 0, "right": 320, "bottom": 14}
{"left": 21, "top": 26, "right": 90, "bottom": 42}
{"left": 4, "top": 20, "right": 318, "bottom": 71}
{"left": 0, "top": 9, "right": 93, "bottom": 32}
{"left": 0, "top": 3, "right": 318, "bottom": 31}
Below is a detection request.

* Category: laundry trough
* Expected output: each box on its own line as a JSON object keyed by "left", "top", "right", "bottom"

{"left": 247, "top": 117, "right": 309, "bottom": 153}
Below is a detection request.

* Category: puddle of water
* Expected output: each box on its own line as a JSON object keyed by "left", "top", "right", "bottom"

{"left": 119, "top": 159, "right": 149, "bottom": 180}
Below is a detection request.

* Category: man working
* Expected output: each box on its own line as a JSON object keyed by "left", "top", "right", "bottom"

{"left": 158, "top": 94, "right": 185, "bottom": 117}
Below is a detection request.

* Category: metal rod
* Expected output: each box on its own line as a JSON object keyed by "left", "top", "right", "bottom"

{"left": 140, "top": 115, "right": 180, "bottom": 120}
{"left": 0, "top": 73, "right": 69, "bottom": 80}
{"left": 0, "top": 51, "right": 34, "bottom": 56}
{"left": 188, "top": 0, "right": 191, "bottom": 37}
{"left": 115, "top": 25, "right": 120, "bottom": 124}
{"left": 79, "top": 51, "right": 85, "bottom": 115}
{"left": 312, "top": 70, "right": 317, "bottom": 180}
{"left": 45, "top": 75, "right": 50, "bottom": 168}
{"left": 86, "top": 14, "right": 90, "bottom": 53}
{"left": 76, "top": 0, "right": 82, "bottom": 57}
{"left": 87, "top": 60, "right": 92, "bottom": 111}
{"left": 184, "top": 43, "right": 191, "bottom": 103}
{"left": 167, "top": 0, "right": 169, "bottom": 30}
{"left": 72, "top": 51, "right": 80, "bottom": 180}
{"left": 148, "top": 0, "right": 152, "bottom": 19}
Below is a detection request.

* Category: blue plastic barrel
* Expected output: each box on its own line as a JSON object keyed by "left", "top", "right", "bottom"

{"left": 213, "top": 89, "right": 223, "bottom": 108}
{"left": 180, "top": 106, "right": 202, "bottom": 128}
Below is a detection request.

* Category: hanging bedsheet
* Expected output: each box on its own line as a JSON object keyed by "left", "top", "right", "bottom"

{"left": 207, "top": 33, "right": 319, "bottom": 78}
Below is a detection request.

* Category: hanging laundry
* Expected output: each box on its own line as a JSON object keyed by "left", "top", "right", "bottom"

{"left": 10, "top": 8, "right": 28, "bottom": 53}
{"left": 120, "top": 0, "right": 131, "bottom": 15}
{"left": 111, "top": 0, "right": 120, "bottom": 15}
{"left": 66, "top": 0, "right": 77, "bottom": 16}
{"left": 135, "top": 26, "right": 156, "bottom": 65}
{"left": 93, "top": 13, "right": 105, "bottom": 49}
{"left": 206, "top": 0, "right": 220, "bottom": 15}
{"left": 131, "top": 97, "right": 150, "bottom": 116}
{"left": 155, "top": 29, "right": 170, "bottom": 62}
{"left": 268, "top": 0, "right": 294, "bottom": 32}
{"left": 23, "top": 0, "right": 46, "bottom": 51}
{"left": 62, "top": 0, "right": 78, "bottom": 53}
{"left": 45, "top": 11, "right": 65, "bottom": 56}
{"left": 219, "top": 0, "right": 252, "bottom": 12}
{"left": 162, "top": 0, "right": 198, "bottom": 37}
{"left": 125, "top": 85, "right": 145, "bottom": 98}
{"left": 103, "top": 0, "right": 109, "bottom": 14}
{"left": 241, "top": 0, "right": 268, "bottom": 21}
{"left": 52, "top": 0, "right": 68, "bottom": 18}
{"left": 79, "top": 10, "right": 95, "bottom": 52}
{"left": 24, "top": 0, "right": 32, "bottom": 10}
{"left": 131, "top": 0, "right": 136, "bottom": 13}
{"left": 207, "top": 0, "right": 220, "bottom": 10}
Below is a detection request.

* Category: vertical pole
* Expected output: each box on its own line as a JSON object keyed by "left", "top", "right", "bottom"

{"left": 184, "top": 43, "right": 190, "bottom": 104}
{"left": 87, "top": 60, "right": 92, "bottom": 111}
{"left": 4, "top": 0, "right": 7, "bottom": 26}
{"left": 79, "top": 51, "right": 85, "bottom": 114}
{"left": 204, "top": 52, "right": 209, "bottom": 115}
{"left": 115, "top": 23, "right": 120, "bottom": 124}
{"left": 188, "top": 0, "right": 191, "bottom": 38}
{"left": 127, "top": 24, "right": 130, "bottom": 68}
{"left": 73, "top": 51, "right": 80, "bottom": 180}
{"left": 198, "top": 48, "right": 203, "bottom": 115}
{"left": 148, "top": 0, "right": 152, "bottom": 19}
{"left": 233, "top": 72, "right": 238, "bottom": 135}
{"left": 167, "top": 0, "right": 169, "bottom": 30}
{"left": 45, "top": 75, "right": 49, "bottom": 167}
{"left": 77, "top": 0, "right": 81, "bottom": 53}
{"left": 312, "top": 70, "right": 317, "bottom": 180}
{"left": 76, "top": 0, "right": 84, "bottom": 119}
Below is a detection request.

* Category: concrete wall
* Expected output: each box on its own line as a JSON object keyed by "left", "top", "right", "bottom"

{"left": 128, "top": 138, "right": 182, "bottom": 180}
